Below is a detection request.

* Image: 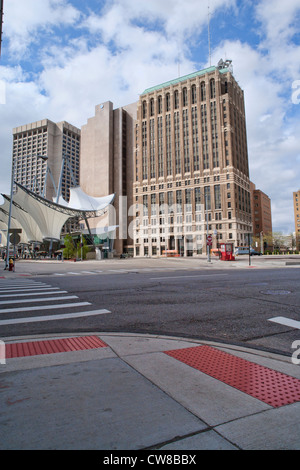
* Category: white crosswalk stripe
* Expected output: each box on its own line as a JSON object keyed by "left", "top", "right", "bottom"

{"left": 0, "top": 279, "right": 110, "bottom": 325}
{"left": 268, "top": 316, "right": 300, "bottom": 330}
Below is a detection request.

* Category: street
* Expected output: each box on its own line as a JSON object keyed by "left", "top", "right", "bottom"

{"left": 0, "top": 256, "right": 300, "bottom": 356}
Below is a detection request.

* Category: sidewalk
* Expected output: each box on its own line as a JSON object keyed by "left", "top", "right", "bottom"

{"left": 1, "top": 332, "right": 300, "bottom": 450}
{"left": 1, "top": 254, "right": 300, "bottom": 278}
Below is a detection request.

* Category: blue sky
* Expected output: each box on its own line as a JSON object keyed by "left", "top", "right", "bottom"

{"left": 0, "top": 0, "right": 300, "bottom": 234}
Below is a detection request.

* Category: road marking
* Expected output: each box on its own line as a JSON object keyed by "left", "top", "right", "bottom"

{"left": 268, "top": 317, "right": 300, "bottom": 330}
{"left": 0, "top": 295, "right": 78, "bottom": 306}
{"left": 108, "top": 269, "right": 127, "bottom": 272}
{"left": 0, "top": 290, "right": 68, "bottom": 298}
{"left": 0, "top": 282, "right": 47, "bottom": 287}
{"left": 150, "top": 274, "right": 229, "bottom": 280}
{"left": 0, "top": 286, "right": 55, "bottom": 294}
{"left": 0, "top": 309, "right": 110, "bottom": 325}
{"left": 0, "top": 302, "right": 91, "bottom": 314}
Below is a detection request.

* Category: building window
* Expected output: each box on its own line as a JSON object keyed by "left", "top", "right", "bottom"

{"left": 142, "top": 101, "right": 147, "bottom": 119}
{"left": 150, "top": 118, "right": 155, "bottom": 178}
{"left": 176, "top": 190, "right": 182, "bottom": 213}
{"left": 204, "top": 186, "right": 211, "bottom": 210}
{"left": 192, "top": 106, "right": 199, "bottom": 171}
{"left": 158, "top": 116, "right": 163, "bottom": 177}
{"left": 191, "top": 85, "right": 197, "bottom": 104}
{"left": 214, "top": 185, "right": 221, "bottom": 210}
{"left": 210, "top": 79, "right": 216, "bottom": 99}
{"left": 195, "top": 187, "right": 202, "bottom": 212}
{"left": 183, "top": 109, "right": 190, "bottom": 173}
{"left": 174, "top": 90, "right": 179, "bottom": 109}
{"left": 185, "top": 188, "right": 192, "bottom": 212}
{"left": 201, "top": 82, "right": 206, "bottom": 101}
{"left": 183, "top": 87, "right": 188, "bottom": 107}
{"left": 166, "top": 93, "right": 170, "bottom": 112}
{"left": 166, "top": 114, "right": 172, "bottom": 176}
{"left": 142, "top": 121, "right": 147, "bottom": 180}
{"left": 158, "top": 95, "right": 162, "bottom": 114}
{"left": 150, "top": 98, "right": 154, "bottom": 117}
{"left": 174, "top": 111, "right": 181, "bottom": 174}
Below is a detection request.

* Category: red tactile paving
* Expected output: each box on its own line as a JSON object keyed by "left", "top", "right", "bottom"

{"left": 165, "top": 345, "right": 300, "bottom": 408}
{"left": 6, "top": 336, "right": 107, "bottom": 358}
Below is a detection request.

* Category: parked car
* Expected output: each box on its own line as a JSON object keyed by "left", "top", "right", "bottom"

{"left": 235, "top": 247, "right": 262, "bottom": 256}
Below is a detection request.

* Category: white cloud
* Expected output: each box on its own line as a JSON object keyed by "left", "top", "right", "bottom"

{"left": 4, "top": 0, "right": 81, "bottom": 57}
{"left": 0, "top": 0, "right": 299, "bottom": 234}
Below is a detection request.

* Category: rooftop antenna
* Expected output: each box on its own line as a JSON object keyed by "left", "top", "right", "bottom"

{"left": 208, "top": 1, "right": 211, "bottom": 66}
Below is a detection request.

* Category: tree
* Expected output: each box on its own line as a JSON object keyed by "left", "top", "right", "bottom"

{"left": 63, "top": 234, "right": 76, "bottom": 259}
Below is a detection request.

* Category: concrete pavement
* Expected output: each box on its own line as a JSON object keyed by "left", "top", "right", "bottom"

{"left": 1, "top": 253, "right": 300, "bottom": 278}
{"left": 1, "top": 332, "right": 300, "bottom": 450}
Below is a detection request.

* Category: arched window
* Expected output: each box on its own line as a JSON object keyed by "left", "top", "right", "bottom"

{"left": 201, "top": 82, "right": 206, "bottom": 101}
{"left": 158, "top": 95, "right": 162, "bottom": 114}
{"left": 142, "top": 100, "right": 147, "bottom": 119}
{"left": 210, "top": 79, "right": 215, "bottom": 99}
{"left": 174, "top": 90, "right": 179, "bottom": 109}
{"left": 150, "top": 98, "right": 154, "bottom": 116}
{"left": 166, "top": 93, "right": 170, "bottom": 112}
{"left": 191, "top": 85, "right": 197, "bottom": 104}
{"left": 183, "top": 87, "right": 188, "bottom": 107}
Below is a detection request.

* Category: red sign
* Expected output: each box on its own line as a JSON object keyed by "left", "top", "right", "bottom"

{"left": 207, "top": 235, "right": 212, "bottom": 246}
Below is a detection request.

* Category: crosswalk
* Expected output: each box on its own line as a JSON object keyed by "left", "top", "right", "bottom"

{"left": 0, "top": 279, "right": 110, "bottom": 327}
{"left": 52, "top": 266, "right": 204, "bottom": 277}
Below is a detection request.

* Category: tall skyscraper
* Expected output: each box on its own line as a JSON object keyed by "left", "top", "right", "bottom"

{"left": 133, "top": 61, "right": 252, "bottom": 257}
{"left": 12, "top": 119, "right": 81, "bottom": 235}
{"left": 12, "top": 119, "right": 81, "bottom": 203}
{"left": 80, "top": 101, "right": 137, "bottom": 256}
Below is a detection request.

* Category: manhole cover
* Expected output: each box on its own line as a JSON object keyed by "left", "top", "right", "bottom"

{"left": 261, "top": 290, "right": 291, "bottom": 295}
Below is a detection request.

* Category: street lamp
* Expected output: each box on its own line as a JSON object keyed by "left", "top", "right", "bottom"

{"left": 205, "top": 191, "right": 211, "bottom": 263}
{"left": 196, "top": 188, "right": 211, "bottom": 263}
{"left": 4, "top": 154, "right": 15, "bottom": 270}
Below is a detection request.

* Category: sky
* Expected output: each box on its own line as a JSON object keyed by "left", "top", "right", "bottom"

{"left": 0, "top": 0, "right": 299, "bottom": 234}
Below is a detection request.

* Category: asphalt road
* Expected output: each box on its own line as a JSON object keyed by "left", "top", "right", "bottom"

{"left": 1, "top": 257, "right": 299, "bottom": 356}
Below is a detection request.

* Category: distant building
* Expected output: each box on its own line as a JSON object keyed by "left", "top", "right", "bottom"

{"left": 293, "top": 189, "right": 300, "bottom": 250}
{"left": 250, "top": 182, "right": 272, "bottom": 236}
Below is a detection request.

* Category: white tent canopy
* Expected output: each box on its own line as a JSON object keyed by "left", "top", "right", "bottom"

{"left": 13, "top": 185, "right": 71, "bottom": 241}
{"left": 1, "top": 183, "right": 115, "bottom": 243}
{"left": 55, "top": 186, "right": 115, "bottom": 213}
{"left": 1, "top": 195, "right": 44, "bottom": 243}
{"left": 0, "top": 212, "right": 28, "bottom": 244}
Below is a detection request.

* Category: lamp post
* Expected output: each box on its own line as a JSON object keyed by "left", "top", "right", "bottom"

{"left": 196, "top": 189, "right": 210, "bottom": 263}
{"left": 205, "top": 191, "right": 211, "bottom": 263}
{"left": 4, "top": 156, "right": 15, "bottom": 270}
